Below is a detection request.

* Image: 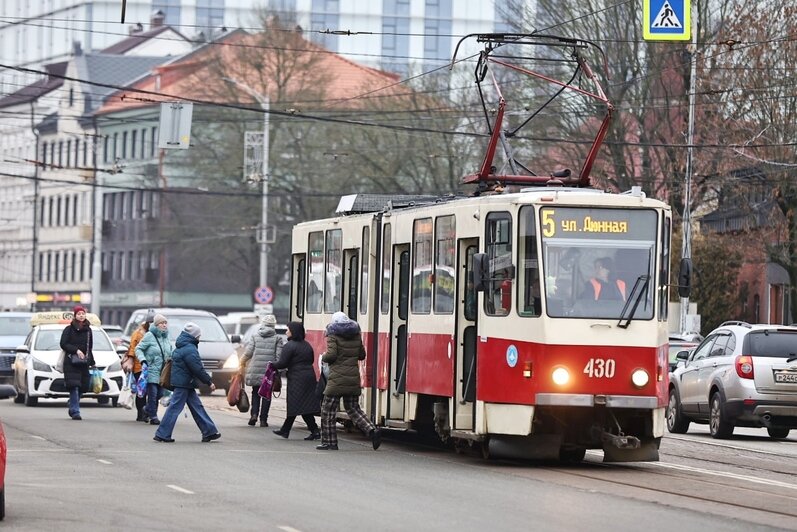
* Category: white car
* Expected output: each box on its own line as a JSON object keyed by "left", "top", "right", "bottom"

{"left": 13, "top": 323, "right": 125, "bottom": 407}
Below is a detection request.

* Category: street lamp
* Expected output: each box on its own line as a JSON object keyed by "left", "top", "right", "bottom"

{"left": 223, "top": 77, "right": 270, "bottom": 291}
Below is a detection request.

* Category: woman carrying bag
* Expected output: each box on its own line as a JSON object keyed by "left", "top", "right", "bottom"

{"left": 271, "top": 322, "right": 320, "bottom": 440}
{"left": 135, "top": 314, "right": 172, "bottom": 425}
{"left": 59, "top": 306, "right": 96, "bottom": 420}
{"left": 238, "top": 315, "right": 282, "bottom": 427}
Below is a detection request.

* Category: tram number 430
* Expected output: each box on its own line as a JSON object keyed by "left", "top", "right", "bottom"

{"left": 583, "top": 358, "right": 616, "bottom": 378}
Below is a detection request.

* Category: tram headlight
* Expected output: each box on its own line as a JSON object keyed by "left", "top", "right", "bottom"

{"left": 631, "top": 368, "right": 649, "bottom": 388}
{"left": 551, "top": 367, "right": 570, "bottom": 386}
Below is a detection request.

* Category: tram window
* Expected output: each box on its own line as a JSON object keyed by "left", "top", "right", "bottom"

{"left": 412, "top": 217, "right": 433, "bottom": 314}
{"left": 381, "top": 224, "right": 392, "bottom": 315}
{"left": 518, "top": 206, "right": 541, "bottom": 317}
{"left": 434, "top": 215, "right": 455, "bottom": 314}
{"left": 294, "top": 256, "right": 305, "bottom": 319}
{"left": 485, "top": 212, "right": 513, "bottom": 316}
{"left": 360, "top": 226, "right": 370, "bottom": 315}
{"left": 307, "top": 231, "right": 324, "bottom": 313}
{"left": 464, "top": 246, "right": 477, "bottom": 321}
{"left": 324, "top": 229, "right": 343, "bottom": 313}
{"left": 659, "top": 216, "right": 671, "bottom": 321}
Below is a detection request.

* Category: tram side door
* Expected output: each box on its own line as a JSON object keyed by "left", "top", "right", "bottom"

{"left": 453, "top": 239, "right": 478, "bottom": 430}
{"left": 343, "top": 250, "right": 358, "bottom": 320}
{"left": 387, "top": 245, "right": 410, "bottom": 422}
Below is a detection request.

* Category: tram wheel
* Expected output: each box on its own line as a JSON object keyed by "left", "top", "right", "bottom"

{"left": 767, "top": 427, "right": 790, "bottom": 439}
{"left": 480, "top": 437, "right": 491, "bottom": 460}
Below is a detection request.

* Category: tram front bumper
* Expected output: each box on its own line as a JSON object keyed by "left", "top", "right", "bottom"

{"left": 535, "top": 393, "right": 658, "bottom": 409}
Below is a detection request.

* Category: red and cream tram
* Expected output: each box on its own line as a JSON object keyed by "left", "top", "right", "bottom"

{"left": 288, "top": 34, "right": 690, "bottom": 461}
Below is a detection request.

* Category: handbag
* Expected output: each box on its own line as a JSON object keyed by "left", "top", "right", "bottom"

{"left": 227, "top": 372, "right": 242, "bottom": 406}
{"left": 236, "top": 386, "right": 250, "bottom": 412}
{"left": 314, "top": 371, "right": 327, "bottom": 398}
{"left": 136, "top": 364, "right": 148, "bottom": 398}
{"left": 119, "top": 373, "right": 134, "bottom": 409}
{"left": 155, "top": 338, "right": 173, "bottom": 391}
{"left": 55, "top": 350, "right": 66, "bottom": 373}
{"left": 69, "top": 353, "right": 89, "bottom": 366}
{"left": 272, "top": 370, "right": 282, "bottom": 397}
{"left": 121, "top": 355, "right": 134, "bottom": 373}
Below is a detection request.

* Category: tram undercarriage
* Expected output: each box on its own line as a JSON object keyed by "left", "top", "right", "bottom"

{"left": 427, "top": 399, "right": 664, "bottom": 463}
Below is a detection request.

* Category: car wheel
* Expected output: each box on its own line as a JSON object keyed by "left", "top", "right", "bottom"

{"left": 667, "top": 388, "right": 690, "bottom": 434}
{"left": 24, "top": 392, "right": 38, "bottom": 407}
{"left": 766, "top": 427, "right": 790, "bottom": 439}
{"left": 709, "top": 392, "right": 734, "bottom": 439}
{"left": 111, "top": 397, "right": 119, "bottom": 408}
{"left": 13, "top": 387, "right": 23, "bottom": 404}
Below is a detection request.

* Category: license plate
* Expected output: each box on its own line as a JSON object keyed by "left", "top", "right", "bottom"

{"left": 774, "top": 372, "right": 797, "bottom": 383}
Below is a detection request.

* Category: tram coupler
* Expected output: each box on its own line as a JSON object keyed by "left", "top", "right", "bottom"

{"left": 601, "top": 431, "right": 641, "bottom": 450}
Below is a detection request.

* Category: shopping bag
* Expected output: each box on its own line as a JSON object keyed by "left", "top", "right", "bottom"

{"left": 55, "top": 350, "right": 66, "bottom": 373}
{"left": 159, "top": 358, "right": 173, "bottom": 391}
{"left": 236, "top": 386, "right": 250, "bottom": 413}
{"left": 259, "top": 362, "right": 276, "bottom": 398}
{"left": 136, "top": 364, "right": 148, "bottom": 398}
{"left": 227, "top": 372, "right": 242, "bottom": 407}
{"left": 159, "top": 389, "right": 172, "bottom": 407}
{"left": 90, "top": 369, "right": 103, "bottom": 394}
{"left": 119, "top": 373, "right": 134, "bottom": 409}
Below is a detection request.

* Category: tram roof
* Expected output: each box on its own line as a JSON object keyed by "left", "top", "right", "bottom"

{"left": 336, "top": 194, "right": 460, "bottom": 215}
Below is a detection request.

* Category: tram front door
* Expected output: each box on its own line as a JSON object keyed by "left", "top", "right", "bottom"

{"left": 387, "top": 245, "right": 409, "bottom": 423}
{"left": 453, "top": 239, "right": 478, "bottom": 430}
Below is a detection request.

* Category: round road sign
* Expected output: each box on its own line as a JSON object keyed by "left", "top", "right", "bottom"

{"left": 254, "top": 285, "right": 274, "bottom": 305}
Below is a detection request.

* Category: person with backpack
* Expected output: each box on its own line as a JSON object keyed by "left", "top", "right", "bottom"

{"left": 135, "top": 313, "right": 172, "bottom": 425}
{"left": 317, "top": 312, "right": 381, "bottom": 451}
{"left": 238, "top": 314, "right": 283, "bottom": 427}
{"left": 154, "top": 322, "right": 220, "bottom": 443}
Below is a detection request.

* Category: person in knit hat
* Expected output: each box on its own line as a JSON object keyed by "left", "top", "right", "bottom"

{"left": 135, "top": 313, "right": 172, "bottom": 425}
{"left": 154, "top": 322, "right": 220, "bottom": 443}
{"left": 125, "top": 309, "right": 154, "bottom": 421}
{"left": 59, "top": 305, "right": 95, "bottom": 420}
{"left": 238, "top": 314, "right": 282, "bottom": 427}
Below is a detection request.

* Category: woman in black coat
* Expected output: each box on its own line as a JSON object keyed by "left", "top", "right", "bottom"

{"left": 59, "top": 306, "right": 96, "bottom": 420}
{"left": 271, "top": 322, "right": 321, "bottom": 440}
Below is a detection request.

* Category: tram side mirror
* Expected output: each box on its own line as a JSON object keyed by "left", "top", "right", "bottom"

{"left": 677, "top": 258, "right": 692, "bottom": 298}
{"left": 472, "top": 253, "right": 489, "bottom": 292}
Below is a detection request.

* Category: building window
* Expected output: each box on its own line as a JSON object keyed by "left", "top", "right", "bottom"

{"left": 122, "top": 131, "right": 127, "bottom": 159}
{"left": 41, "top": 143, "right": 47, "bottom": 167}
{"left": 74, "top": 139, "right": 80, "bottom": 166}
{"left": 63, "top": 196, "right": 70, "bottom": 226}
{"left": 131, "top": 130, "right": 137, "bottom": 159}
{"left": 58, "top": 141, "right": 63, "bottom": 166}
{"left": 310, "top": 0, "right": 340, "bottom": 50}
{"left": 151, "top": 127, "right": 157, "bottom": 157}
{"left": 83, "top": 140, "right": 88, "bottom": 166}
{"left": 141, "top": 128, "right": 147, "bottom": 158}
{"left": 66, "top": 140, "right": 71, "bottom": 167}
{"left": 103, "top": 136, "right": 109, "bottom": 163}
{"left": 113, "top": 132, "right": 118, "bottom": 160}
{"left": 197, "top": 0, "right": 225, "bottom": 36}
{"left": 382, "top": 0, "right": 410, "bottom": 75}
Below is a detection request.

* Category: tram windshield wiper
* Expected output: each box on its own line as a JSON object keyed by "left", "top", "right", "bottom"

{"left": 617, "top": 275, "right": 650, "bottom": 329}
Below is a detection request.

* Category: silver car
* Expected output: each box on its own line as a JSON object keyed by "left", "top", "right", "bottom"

{"left": 667, "top": 321, "right": 797, "bottom": 439}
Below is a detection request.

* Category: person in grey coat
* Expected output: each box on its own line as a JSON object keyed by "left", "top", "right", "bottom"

{"left": 238, "top": 314, "right": 283, "bottom": 427}
{"left": 272, "top": 322, "right": 320, "bottom": 440}
{"left": 317, "top": 312, "right": 380, "bottom": 451}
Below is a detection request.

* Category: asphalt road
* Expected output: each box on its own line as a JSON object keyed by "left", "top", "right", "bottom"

{"left": 2, "top": 391, "right": 796, "bottom": 531}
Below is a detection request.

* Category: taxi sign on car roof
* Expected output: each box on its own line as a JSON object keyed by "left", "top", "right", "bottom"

{"left": 30, "top": 312, "right": 102, "bottom": 327}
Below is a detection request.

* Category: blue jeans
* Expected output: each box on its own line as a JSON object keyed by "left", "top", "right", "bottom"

{"left": 155, "top": 387, "right": 218, "bottom": 440}
{"left": 68, "top": 386, "right": 81, "bottom": 417}
{"left": 145, "top": 383, "right": 163, "bottom": 420}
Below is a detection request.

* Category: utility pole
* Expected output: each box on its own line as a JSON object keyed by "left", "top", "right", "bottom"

{"left": 29, "top": 102, "right": 39, "bottom": 311}
{"left": 679, "top": 1, "right": 698, "bottom": 335}
{"left": 90, "top": 123, "right": 102, "bottom": 315}
{"left": 223, "top": 77, "right": 270, "bottom": 290}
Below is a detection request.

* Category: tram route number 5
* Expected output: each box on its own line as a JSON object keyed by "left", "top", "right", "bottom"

{"left": 583, "top": 358, "right": 616, "bottom": 378}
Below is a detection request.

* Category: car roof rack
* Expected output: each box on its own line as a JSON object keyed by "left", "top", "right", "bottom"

{"left": 718, "top": 320, "right": 751, "bottom": 328}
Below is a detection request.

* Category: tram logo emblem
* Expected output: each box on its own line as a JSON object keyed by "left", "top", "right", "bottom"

{"left": 506, "top": 345, "right": 518, "bottom": 368}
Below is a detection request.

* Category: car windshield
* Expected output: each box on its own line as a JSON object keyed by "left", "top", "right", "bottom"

{"left": 105, "top": 329, "right": 123, "bottom": 338}
{"left": 748, "top": 331, "right": 797, "bottom": 358}
{"left": 34, "top": 327, "right": 113, "bottom": 351}
{"left": 0, "top": 316, "right": 31, "bottom": 336}
{"left": 164, "top": 316, "right": 228, "bottom": 343}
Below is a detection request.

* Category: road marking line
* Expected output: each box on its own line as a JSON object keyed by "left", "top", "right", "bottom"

{"left": 97, "top": 459, "right": 112, "bottom": 465}
{"left": 587, "top": 450, "right": 797, "bottom": 490}
{"left": 31, "top": 435, "right": 46, "bottom": 441}
{"left": 278, "top": 526, "right": 303, "bottom": 532}
{"left": 167, "top": 484, "right": 194, "bottom": 495}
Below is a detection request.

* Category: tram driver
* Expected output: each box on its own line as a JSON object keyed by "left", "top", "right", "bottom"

{"left": 581, "top": 257, "right": 627, "bottom": 302}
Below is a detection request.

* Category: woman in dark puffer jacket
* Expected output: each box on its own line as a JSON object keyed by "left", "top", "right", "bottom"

{"left": 317, "top": 312, "right": 381, "bottom": 451}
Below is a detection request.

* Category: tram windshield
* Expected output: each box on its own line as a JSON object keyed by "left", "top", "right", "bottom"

{"left": 539, "top": 207, "right": 657, "bottom": 320}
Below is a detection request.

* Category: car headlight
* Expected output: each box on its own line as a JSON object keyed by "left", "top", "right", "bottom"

{"left": 107, "top": 359, "right": 122, "bottom": 372}
{"left": 551, "top": 366, "right": 570, "bottom": 386}
{"left": 32, "top": 357, "right": 51, "bottom": 372}
{"left": 223, "top": 353, "right": 239, "bottom": 369}
{"left": 631, "top": 368, "right": 649, "bottom": 388}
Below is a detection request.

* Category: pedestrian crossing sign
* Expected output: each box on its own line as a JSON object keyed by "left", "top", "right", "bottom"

{"left": 643, "top": 0, "right": 690, "bottom": 41}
